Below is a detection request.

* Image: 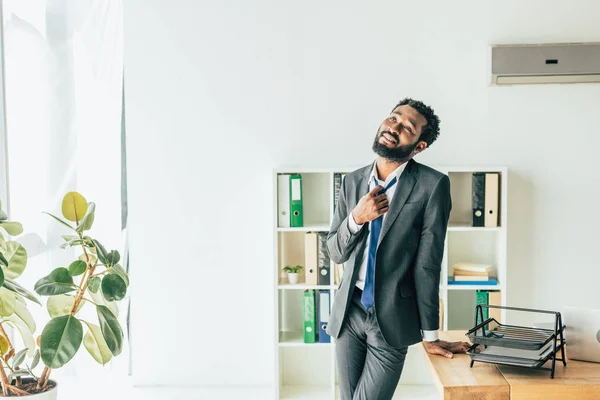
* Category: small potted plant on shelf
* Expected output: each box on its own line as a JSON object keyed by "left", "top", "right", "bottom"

{"left": 0, "top": 192, "right": 130, "bottom": 399}
{"left": 282, "top": 265, "right": 303, "bottom": 284}
{"left": 0, "top": 201, "right": 47, "bottom": 397}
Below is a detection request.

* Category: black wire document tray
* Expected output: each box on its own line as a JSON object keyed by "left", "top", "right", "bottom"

{"left": 465, "top": 305, "right": 567, "bottom": 378}
{"left": 466, "top": 318, "right": 557, "bottom": 350}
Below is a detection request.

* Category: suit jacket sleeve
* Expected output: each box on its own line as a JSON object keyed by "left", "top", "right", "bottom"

{"left": 414, "top": 174, "right": 452, "bottom": 331}
{"left": 327, "top": 176, "right": 365, "bottom": 264}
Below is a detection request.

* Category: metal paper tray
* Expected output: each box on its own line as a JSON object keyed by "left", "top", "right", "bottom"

{"left": 466, "top": 318, "right": 563, "bottom": 350}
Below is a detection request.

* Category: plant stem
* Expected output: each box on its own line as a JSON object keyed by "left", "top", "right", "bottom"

{"left": 37, "top": 366, "right": 48, "bottom": 389}
{"left": 89, "top": 270, "right": 109, "bottom": 279}
{"left": 0, "top": 362, "right": 9, "bottom": 396}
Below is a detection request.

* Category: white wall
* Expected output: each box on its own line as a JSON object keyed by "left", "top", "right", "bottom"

{"left": 123, "top": 0, "right": 600, "bottom": 389}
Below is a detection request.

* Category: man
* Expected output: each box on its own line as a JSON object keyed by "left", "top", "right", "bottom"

{"left": 326, "top": 98, "right": 470, "bottom": 400}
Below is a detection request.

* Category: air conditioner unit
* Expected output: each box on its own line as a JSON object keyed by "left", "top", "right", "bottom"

{"left": 491, "top": 42, "right": 600, "bottom": 85}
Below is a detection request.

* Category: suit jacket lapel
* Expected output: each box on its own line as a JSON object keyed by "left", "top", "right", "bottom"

{"left": 355, "top": 161, "right": 374, "bottom": 204}
{"left": 377, "top": 159, "right": 417, "bottom": 247}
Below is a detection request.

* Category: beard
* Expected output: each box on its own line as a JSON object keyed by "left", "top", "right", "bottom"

{"left": 372, "top": 129, "right": 419, "bottom": 162}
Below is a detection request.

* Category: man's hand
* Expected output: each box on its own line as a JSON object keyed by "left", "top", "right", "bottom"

{"left": 422, "top": 339, "right": 471, "bottom": 359}
{"left": 351, "top": 185, "right": 388, "bottom": 225}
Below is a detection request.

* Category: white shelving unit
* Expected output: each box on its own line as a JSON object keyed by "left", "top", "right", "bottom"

{"left": 273, "top": 166, "right": 507, "bottom": 400}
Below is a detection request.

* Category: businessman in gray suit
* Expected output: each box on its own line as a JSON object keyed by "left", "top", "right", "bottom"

{"left": 326, "top": 98, "right": 470, "bottom": 400}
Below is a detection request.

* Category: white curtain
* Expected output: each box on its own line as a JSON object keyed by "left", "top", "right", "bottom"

{"left": 2, "top": 0, "right": 126, "bottom": 380}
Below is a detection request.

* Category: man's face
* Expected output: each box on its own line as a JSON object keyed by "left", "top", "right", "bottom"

{"left": 372, "top": 105, "right": 428, "bottom": 162}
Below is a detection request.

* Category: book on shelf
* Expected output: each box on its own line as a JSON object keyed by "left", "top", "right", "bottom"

{"left": 472, "top": 172, "right": 499, "bottom": 228}
{"left": 475, "top": 291, "right": 489, "bottom": 320}
{"left": 277, "top": 173, "right": 304, "bottom": 228}
{"left": 454, "top": 275, "right": 492, "bottom": 282}
{"left": 453, "top": 262, "right": 495, "bottom": 281}
{"left": 317, "top": 232, "right": 330, "bottom": 286}
{"left": 303, "top": 290, "right": 317, "bottom": 343}
{"left": 453, "top": 262, "right": 494, "bottom": 273}
{"left": 448, "top": 277, "right": 498, "bottom": 285}
{"left": 473, "top": 290, "right": 502, "bottom": 323}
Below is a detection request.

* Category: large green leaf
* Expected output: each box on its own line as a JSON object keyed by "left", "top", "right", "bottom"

{"left": 0, "top": 210, "right": 7, "bottom": 221}
{"left": 42, "top": 212, "right": 75, "bottom": 232}
{"left": 4, "top": 316, "right": 35, "bottom": 357}
{"left": 96, "top": 305, "right": 123, "bottom": 356}
{"left": 110, "top": 263, "right": 129, "bottom": 287}
{"left": 0, "top": 287, "right": 16, "bottom": 316}
{"left": 92, "top": 239, "right": 108, "bottom": 265}
{"left": 47, "top": 294, "right": 83, "bottom": 318}
{"left": 3, "top": 241, "right": 27, "bottom": 279}
{"left": 82, "top": 321, "right": 112, "bottom": 365}
{"left": 14, "top": 297, "right": 36, "bottom": 333}
{"left": 0, "top": 266, "right": 4, "bottom": 287}
{"left": 3, "top": 277, "right": 42, "bottom": 306}
{"left": 76, "top": 202, "right": 95, "bottom": 233}
{"left": 61, "top": 192, "right": 88, "bottom": 223}
{"left": 34, "top": 268, "right": 78, "bottom": 296}
{"left": 89, "top": 290, "right": 118, "bottom": 317}
{"left": 87, "top": 276, "right": 101, "bottom": 293}
{"left": 0, "top": 222, "right": 23, "bottom": 236}
{"left": 0, "top": 253, "right": 7, "bottom": 268}
{"left": 40, "top": 315, "right": 83, "bottom": 369}
{"left": 68, "top": 260, "right": 87, "bottom": 277}
{"left": 101, "top": 275, "right": 127, "bottom": 302}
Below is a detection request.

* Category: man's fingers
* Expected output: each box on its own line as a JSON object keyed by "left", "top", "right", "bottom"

{"left": 370, "top": 185, "right": 384, "bottom": 196}
{"left": 432, "top": 345, "right": 453, "bottom": 358}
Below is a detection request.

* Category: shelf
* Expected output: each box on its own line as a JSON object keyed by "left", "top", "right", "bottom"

{"left": 279, "top": 331, "right": 332, "bottom": 347}
{"left": 277, "top": 224, "right": 330, "bottom": 232}
{"left": 278, "top": 284, "right": 332, "bottom": 290}
{"left": 446, "top": 284, "right": 501, "bottom": 291}
{"left": 280, "top": 385, "right": 332, "bottom": 400}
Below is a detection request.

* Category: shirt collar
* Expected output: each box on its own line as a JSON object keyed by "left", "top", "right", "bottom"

{"left": 369, "top": 160, "right": 408, "bottom": 186}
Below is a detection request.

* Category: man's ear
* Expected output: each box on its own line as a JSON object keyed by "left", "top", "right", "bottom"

{"left": 416, "top": 141, "right": 428, "bottom": 153}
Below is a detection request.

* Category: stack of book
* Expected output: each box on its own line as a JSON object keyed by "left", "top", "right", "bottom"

{"left": 448, "top": 262, "right": 498, "bottom": 285}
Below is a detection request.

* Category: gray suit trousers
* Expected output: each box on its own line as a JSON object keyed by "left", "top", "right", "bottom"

{"left": 336, "top": 287, "right": 408, "bottom": 400}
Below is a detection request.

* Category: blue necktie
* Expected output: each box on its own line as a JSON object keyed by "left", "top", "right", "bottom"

{"left": 361, "top": 175, "right": 398, "bottom": 310}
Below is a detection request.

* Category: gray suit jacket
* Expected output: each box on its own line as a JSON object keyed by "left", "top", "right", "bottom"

{"left": 326, "top": 159, "right": 451, "bottom": 348}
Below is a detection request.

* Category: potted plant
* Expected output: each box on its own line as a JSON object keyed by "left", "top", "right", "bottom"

{"left": 0, "top": 200, "right": 46, "bottom": 397}
{"left": 0, "top": 192, "right": 130, "bottom": 398}
{"left": 282, "top": 265, "right": 303, "bottom": 284}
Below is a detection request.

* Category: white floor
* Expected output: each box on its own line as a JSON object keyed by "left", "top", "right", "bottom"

{"left": 56, "top": 379, "right": 438, "bottom": 400}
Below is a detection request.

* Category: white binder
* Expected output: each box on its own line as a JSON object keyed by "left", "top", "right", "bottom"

{"left": 277, "top": 174, "right": 290, "bottom": 228}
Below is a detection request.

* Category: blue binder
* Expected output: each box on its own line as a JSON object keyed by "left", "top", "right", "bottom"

{"left": 318, "top": 291, "right": 331, "bottom": 343}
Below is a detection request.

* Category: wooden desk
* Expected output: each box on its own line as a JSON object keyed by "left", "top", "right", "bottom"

{"left": 424, "top": 331, "right": 509, "bottom": 399}
{"left": 424, "top": 331, "right": 600, "bottom": 400}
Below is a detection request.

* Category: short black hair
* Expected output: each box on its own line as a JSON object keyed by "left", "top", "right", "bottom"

{"left": 392, "top": 98, "right": 440, "bottom": 147}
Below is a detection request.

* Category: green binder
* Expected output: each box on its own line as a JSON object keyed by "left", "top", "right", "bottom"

{"left": 290, "top": 174, "right": 304, "bottom": 227}
{"left": 303, "top": 290, "right": 317, "bottom": 343}
{"left": 475, "top": 290, "right": 489, "bottom": 321}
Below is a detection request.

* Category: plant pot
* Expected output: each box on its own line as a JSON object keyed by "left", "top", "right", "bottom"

{"left": 287, "top": 272, "right": 299, "bottom": 284}
{"left": 5, "top": 378, "right": 58, "bottom": 399}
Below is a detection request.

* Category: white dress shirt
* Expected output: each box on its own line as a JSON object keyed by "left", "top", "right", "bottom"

{"left": 347, "top": 161, "right": 439, "bottom": 342}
